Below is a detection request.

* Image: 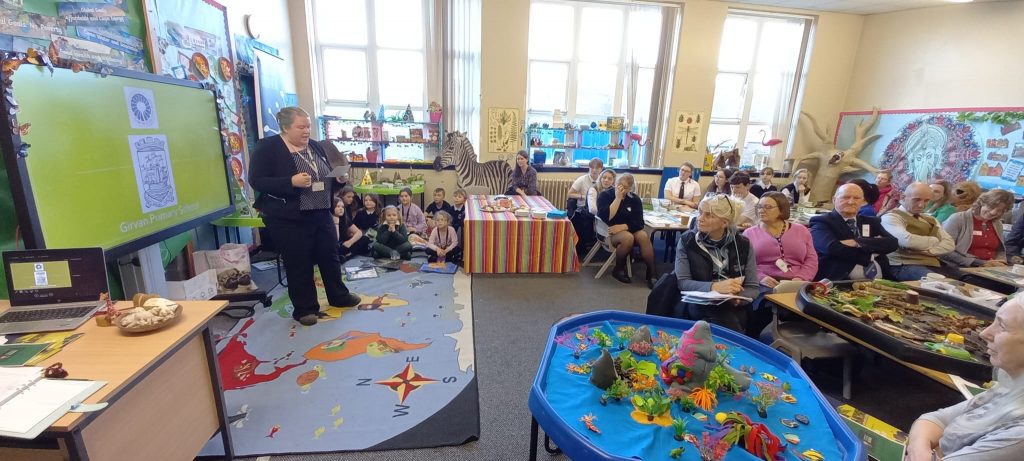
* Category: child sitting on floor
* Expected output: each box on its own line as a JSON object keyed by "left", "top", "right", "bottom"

{"left": 372, "top": 205, "right": 412, "bottom": 260}
{"left": 426, "top": 210, "right": 461, "bottom": 263}
{"left": 424, "top": 187, "right": 454, "bottom": 235}
{"left": 398, "top": 187, "right": 426, "bottom": 235}
{"left": 450, "top": 188, "right": 468, "bottom": 234}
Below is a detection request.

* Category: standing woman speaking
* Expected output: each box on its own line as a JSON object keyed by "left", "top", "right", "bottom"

{"left": 249, "top": 107, "right": 361, "bottom": 325}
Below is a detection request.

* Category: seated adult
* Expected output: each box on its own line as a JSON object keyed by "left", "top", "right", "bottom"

{"left": 749, "top": 167, "right": 777, "bottom": 198}
{"left": 873, "top": 169, "right": 900, "bottom": 215}
{"left": 810, "top": 184, "right": 898, "bottom": 280}
{"left": 927, "top": 179, "right": 957, "bottom": 223}
{"left": 847, "top": 178, "right": 880, "bottom": 217}
{"left": 781, "top": 168, "right": 811, "bottom": 207}
{"left": 568, "top": 157, "right": 603, "bottom": 212}
{"left": 587, "top": 169, "right": 616, "bottom": 215}
{"left": 507, "top": 149, "right": 539, "bottom": 196}
{"left": 674, "top": 194, "right": 761, "bottom": 337}
{"left": 664, "top": 161, "right": 701, "bottom": 209}
{"left": 729, "top": 172, "right": 758, "bottom": 229}
{"left": 1006, "top": 206, "right": 1024, "bottom": 265}
{"left": 706, "top": 168, "right": 733, "bottom": 195}
{"left": 906, "top": 292, "right": 1024, "bottom": 461}
{"left": 743, "top": 192, "right": 818, "bottom": 287}
{"left": 880, "top": 182, "right": 955, "bottom": 281}
{"left": 597, "top": 173, "right": 658, "bottom": 287}
{"left": 940, "top": 189, "right": 1014, "bottom": 270}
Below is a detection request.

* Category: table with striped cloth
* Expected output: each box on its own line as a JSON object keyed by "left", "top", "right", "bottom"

{"left": 463, "top": 195, "right": 580, "bottom": 274}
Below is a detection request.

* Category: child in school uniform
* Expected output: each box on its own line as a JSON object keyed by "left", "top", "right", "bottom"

{"left": 398, "top": 187, "right": 426, "bottom": 235}
{"left": 353, "top": 193, "right": 382, "bottom": 233}
{"left": 450, "top": 188, "right": 468, "bottom": 235}
{"left": 372, "top": 205, "right": 412, "bottom": 260}
{"left": 333, "top": 187, "right": 369, "bottom": 258}
{"left": 424, "top": 187, "right": 454, "bottom": 235}
{"left": 426, "top": 211, "right": 461, "bottom": 264}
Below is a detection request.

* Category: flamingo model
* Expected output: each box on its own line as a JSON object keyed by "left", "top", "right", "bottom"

{"left": 759, "top": 130, "right": 783, "bottom": 147}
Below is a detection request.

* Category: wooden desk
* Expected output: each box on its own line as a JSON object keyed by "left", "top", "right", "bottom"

{"left": 0, "top": 300, "right": 233, "bottom": 461}
{"left": 764, "top": 292, "right": 956, "bottom": 390}
{"left": 961, "top": 266, "right": 1023, "bottom": 294}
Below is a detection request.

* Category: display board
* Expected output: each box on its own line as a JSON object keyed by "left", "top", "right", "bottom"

{"left": 2, "top": 64, "right": 233, "bottom": 258}
{"left": 835, "top": 107, "right": 1024, "bottom": 193}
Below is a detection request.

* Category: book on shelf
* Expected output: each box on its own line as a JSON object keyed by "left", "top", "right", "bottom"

{"left": 0, "top": 367, "right": 106, "bottom": 439}
{"left": 409, "top": 128, "right": 424, "bottom": 141}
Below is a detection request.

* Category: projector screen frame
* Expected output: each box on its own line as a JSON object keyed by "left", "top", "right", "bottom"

{"left": 0, "top": 61, "right": 236, "bottom": 260}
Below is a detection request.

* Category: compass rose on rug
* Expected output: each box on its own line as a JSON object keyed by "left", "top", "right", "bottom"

{"left": 376, "top": 363, "right": 437, "bottom": 404}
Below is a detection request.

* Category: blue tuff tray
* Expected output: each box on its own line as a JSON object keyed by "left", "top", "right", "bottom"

{"left": 528, "top": 310, "right": 866, "bottom": 461}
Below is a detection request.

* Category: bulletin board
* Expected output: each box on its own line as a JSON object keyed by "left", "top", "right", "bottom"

{"left": 835, "top": 107, "right": 1024, "bottom": 193}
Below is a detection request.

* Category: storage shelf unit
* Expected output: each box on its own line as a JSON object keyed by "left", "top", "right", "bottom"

{"left": 321, "top": 116, "right": 442, "bottom": 163}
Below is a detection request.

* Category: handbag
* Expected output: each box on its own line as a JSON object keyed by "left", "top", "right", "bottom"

{"left": 646, "top": 272, "right": 681, "bottom": 318}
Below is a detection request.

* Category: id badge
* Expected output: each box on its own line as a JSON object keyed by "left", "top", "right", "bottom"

{"left": 861, "top": 224, "right": 870, "bottom": 237}
{"left": 972, "top": 230, "right": 983, "bottom": 236}
{"left": 312, "top": 181, "right": 325, "bottom": 192}
{"left": 775, "top": 259, "right": 790, "bottom": 272}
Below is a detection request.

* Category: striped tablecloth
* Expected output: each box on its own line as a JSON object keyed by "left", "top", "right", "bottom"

{"left": 463, "top": 195, "right": 579, "bottom": 274}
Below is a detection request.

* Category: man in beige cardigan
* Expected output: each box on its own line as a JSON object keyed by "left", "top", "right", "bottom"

{"left": 880, "top": 182, "right": 955, "bottom": 281}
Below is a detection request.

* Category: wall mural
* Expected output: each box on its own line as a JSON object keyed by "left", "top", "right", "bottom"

{"left": 835, "top": 108, "right": 1024, "bottom": 194}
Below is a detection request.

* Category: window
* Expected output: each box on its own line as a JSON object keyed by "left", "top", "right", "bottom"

{"left": 526, "top": 1, "right": 675, "bottom": 168}
{"left": 707, "top": 12, "right": 813, "bottom": 169}
{"left": 312, "top": 0, "right": 440, "bottom": 161}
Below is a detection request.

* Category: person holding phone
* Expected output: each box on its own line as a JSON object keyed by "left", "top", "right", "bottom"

{"left": 596, "top": 173, "right": 658, "bottom": 287}
{"left": 673, "top": 194, "right": 762, "bottom": 337}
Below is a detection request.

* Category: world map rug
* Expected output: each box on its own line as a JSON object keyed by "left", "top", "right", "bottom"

{"left": 199, "top": 259, "right": 478, "bottom": 457}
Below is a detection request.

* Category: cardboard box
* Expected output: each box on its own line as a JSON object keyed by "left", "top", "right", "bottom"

{"left": 836, "top": 404, "right": 907, "bottom": 461}
{"left": 167, "top": 269, "right": 218, "bottom": 300}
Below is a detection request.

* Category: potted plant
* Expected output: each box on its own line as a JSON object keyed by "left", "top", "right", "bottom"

{"left": 428, "top": 101, "right": 442, "bottom": 123}
{"left": 750, "top": 381, "right": 782, "bottom": 418}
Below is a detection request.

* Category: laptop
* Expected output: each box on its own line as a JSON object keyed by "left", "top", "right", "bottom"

{"left": 0, "top": 248, "right": 108, "bottom": 335}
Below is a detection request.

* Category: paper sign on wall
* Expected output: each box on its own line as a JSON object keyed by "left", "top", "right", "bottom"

{"left": 128, "top": 135, "right": 178, "bottom": 213}
{"left": 124, "top": 87, "right": 159, "bottom": 129}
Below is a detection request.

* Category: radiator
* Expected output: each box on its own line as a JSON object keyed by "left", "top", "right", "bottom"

{"left": 537, "top": 178, "right": 654, "bottom": 210}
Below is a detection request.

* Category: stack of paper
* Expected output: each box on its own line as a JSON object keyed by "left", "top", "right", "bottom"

{"left": 680, "top": 291, "right": 753, "bottom": 305}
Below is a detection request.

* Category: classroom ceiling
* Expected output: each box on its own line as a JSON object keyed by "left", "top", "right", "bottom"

{"left": 723, "top": 0, "right": 1011, "bottom": 15}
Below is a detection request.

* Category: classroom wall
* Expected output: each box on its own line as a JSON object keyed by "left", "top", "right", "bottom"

{"left": 219, "top": 0, "right": 297, "bottom": 91}
{"left": 843, "top": 1, "right": 1024, "bottom": 111}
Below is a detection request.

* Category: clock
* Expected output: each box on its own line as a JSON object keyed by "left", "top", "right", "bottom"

{"left": 244, "top": 14, "right": 262, "bottom": 39}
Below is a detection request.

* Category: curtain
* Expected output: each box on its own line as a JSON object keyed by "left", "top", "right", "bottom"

{"left": 442, "top": 0, "right": 482, "bottom": 148}
{"left": 645, "top": 5, "right": 681, "bottom": 168}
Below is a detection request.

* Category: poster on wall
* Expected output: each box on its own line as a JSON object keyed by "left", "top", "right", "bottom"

{"left": 487, "top": 107, "right": 520, "bottom": 153}
{"left": 254, "top": 49, "right": 293, "bottom": 139}
{"left": 0, "top": 2, "right": 146, "bottom": 71}
{"left": 672, "top": 111, "right": 704, "bottom": 152}
{"left": 835, "top": 108, "right": 1024, "bottom": 194}
{"left": 143, "top": 0, "right": 255, "bottom": 217}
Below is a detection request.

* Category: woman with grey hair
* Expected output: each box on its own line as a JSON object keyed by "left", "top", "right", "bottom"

{"left": 940, "top": 188, "right": 1015, "bottom": 270}
{"left": 249, "top": 107, "right": 361, "bottom": 326}
{"left": 906, "top": 292, "right": 1024, "bottom": 461}
{"left": 673, "top": 194, "right": 762, "bottom": 337}
{"left": 597, "top": 173, "right": 658, "bottom": 287}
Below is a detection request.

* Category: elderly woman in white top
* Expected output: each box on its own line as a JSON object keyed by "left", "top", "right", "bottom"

{"left": 587, "top": 169, "right": 616, "bottom": 215}
{"left": 906, "top": 292, "right": 1024, "bottom": 461}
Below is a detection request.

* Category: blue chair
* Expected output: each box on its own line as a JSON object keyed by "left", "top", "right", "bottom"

{"left": 657, "top": 167, "right": 701, "bottom": 198}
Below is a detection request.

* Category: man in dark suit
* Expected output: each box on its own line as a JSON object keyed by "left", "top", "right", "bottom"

{"left": 810, "top": 183, "right": 898, "bottom": 281}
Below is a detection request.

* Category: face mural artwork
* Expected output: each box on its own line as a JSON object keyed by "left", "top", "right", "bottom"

{"left": 905, "top": 124, "right": 947, "bottom": 182}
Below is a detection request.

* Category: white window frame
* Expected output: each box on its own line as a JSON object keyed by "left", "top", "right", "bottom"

{"left": 709, "top": 10, "right": 813, "bottom": 168}
{"left": 311, "top": 0, "right": 438, "bottom": 118}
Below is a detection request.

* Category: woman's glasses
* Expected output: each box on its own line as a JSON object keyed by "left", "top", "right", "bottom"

{"left": 754, "top": 204, "right": 777, "bottom": 211}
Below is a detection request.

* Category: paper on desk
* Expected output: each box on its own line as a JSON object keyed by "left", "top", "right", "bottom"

{"left": 0, "top": 379, "right": 105, "bottom": 439}
{"left": 680, "top": 291, "right": 753, "bottom": 305}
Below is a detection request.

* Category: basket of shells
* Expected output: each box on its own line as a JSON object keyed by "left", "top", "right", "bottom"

{"left": 117, "top": 294, "right": 183, "bottom": 333}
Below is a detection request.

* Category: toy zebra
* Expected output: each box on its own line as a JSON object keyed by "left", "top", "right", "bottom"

{"left": 433, "top": 131, "right": 512, "bottom": 194}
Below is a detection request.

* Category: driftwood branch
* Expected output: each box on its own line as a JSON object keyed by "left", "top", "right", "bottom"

{"left": 846, "top": 107, "right": 881, "bottom": 157}
{"left": 801, "top": 111, "right": 833, "bottom": 148}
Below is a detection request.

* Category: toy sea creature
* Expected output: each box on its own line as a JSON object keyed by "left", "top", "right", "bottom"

{"left": 567, "top": 362, "right": 592, "bottom": 374}
{"left": 330, "top": 404, "right": 341, "bottom": 415}
{"left": 795, "top": 414, "right": 810, "bottom": 425}
{"left": 780, "top": 418, "right": 799, "bottom": 428}
{"left": 785, "top": 433, "right": 801, "bottom": 444}
{"left": 313, "top": 425, "right": 325, "bottom": 439}
{"left": 296, "top": 365, "right": 326, "bottom": 392}
{"left": 333, "top": 416, "right": 344, "bottom": 429}
{"left": 760, "top": 372, "right": 777, "bottom": 382}
{"left": 798, "top": 448, "right": 825, "bottom": 460}
{"left": 693, "top": 412, "right": 708, "bottom": 423}
{"left": 580, "top": 413, "right": 600, "bottom": 434}
{"left": 265, "top": 424, "right": 281, "bottom": 438}
{"left": 781, "top": 393, "right": 797, "bottom": 404}
{"left": 669, "top": 446, "right": 685, "bottom": 459}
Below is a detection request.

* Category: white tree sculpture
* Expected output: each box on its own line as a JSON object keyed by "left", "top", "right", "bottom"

{"left": 788, "top": 107, "right": 882, "bottom": 203}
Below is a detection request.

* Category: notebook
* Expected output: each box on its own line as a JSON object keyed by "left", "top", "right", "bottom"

{"left": 0, "top": 368, "right": 105, "bottom": 439}
{"left": 0, "top": 248, "right": 108, "bottom": 335}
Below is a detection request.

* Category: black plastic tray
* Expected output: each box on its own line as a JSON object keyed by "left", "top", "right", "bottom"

{"left": 796, "top": 281, "right": 994, "bottom": 381}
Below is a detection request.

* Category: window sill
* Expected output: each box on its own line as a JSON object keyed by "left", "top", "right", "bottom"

{"left": 349, "top": 161, "right": 449, "bottom": 170}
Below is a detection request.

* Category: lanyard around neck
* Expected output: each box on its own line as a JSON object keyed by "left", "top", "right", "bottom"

{"left": 296, "top": 149, "right": 320, "bottom": 179}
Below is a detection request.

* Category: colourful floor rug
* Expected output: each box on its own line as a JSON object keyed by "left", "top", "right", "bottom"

{"left": 200, "top": 259, "right": 478, "bottom": 456}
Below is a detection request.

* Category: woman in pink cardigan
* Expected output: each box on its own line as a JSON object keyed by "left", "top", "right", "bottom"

{"left": 742, "top": 192, "right": 818, "bottom": 286}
